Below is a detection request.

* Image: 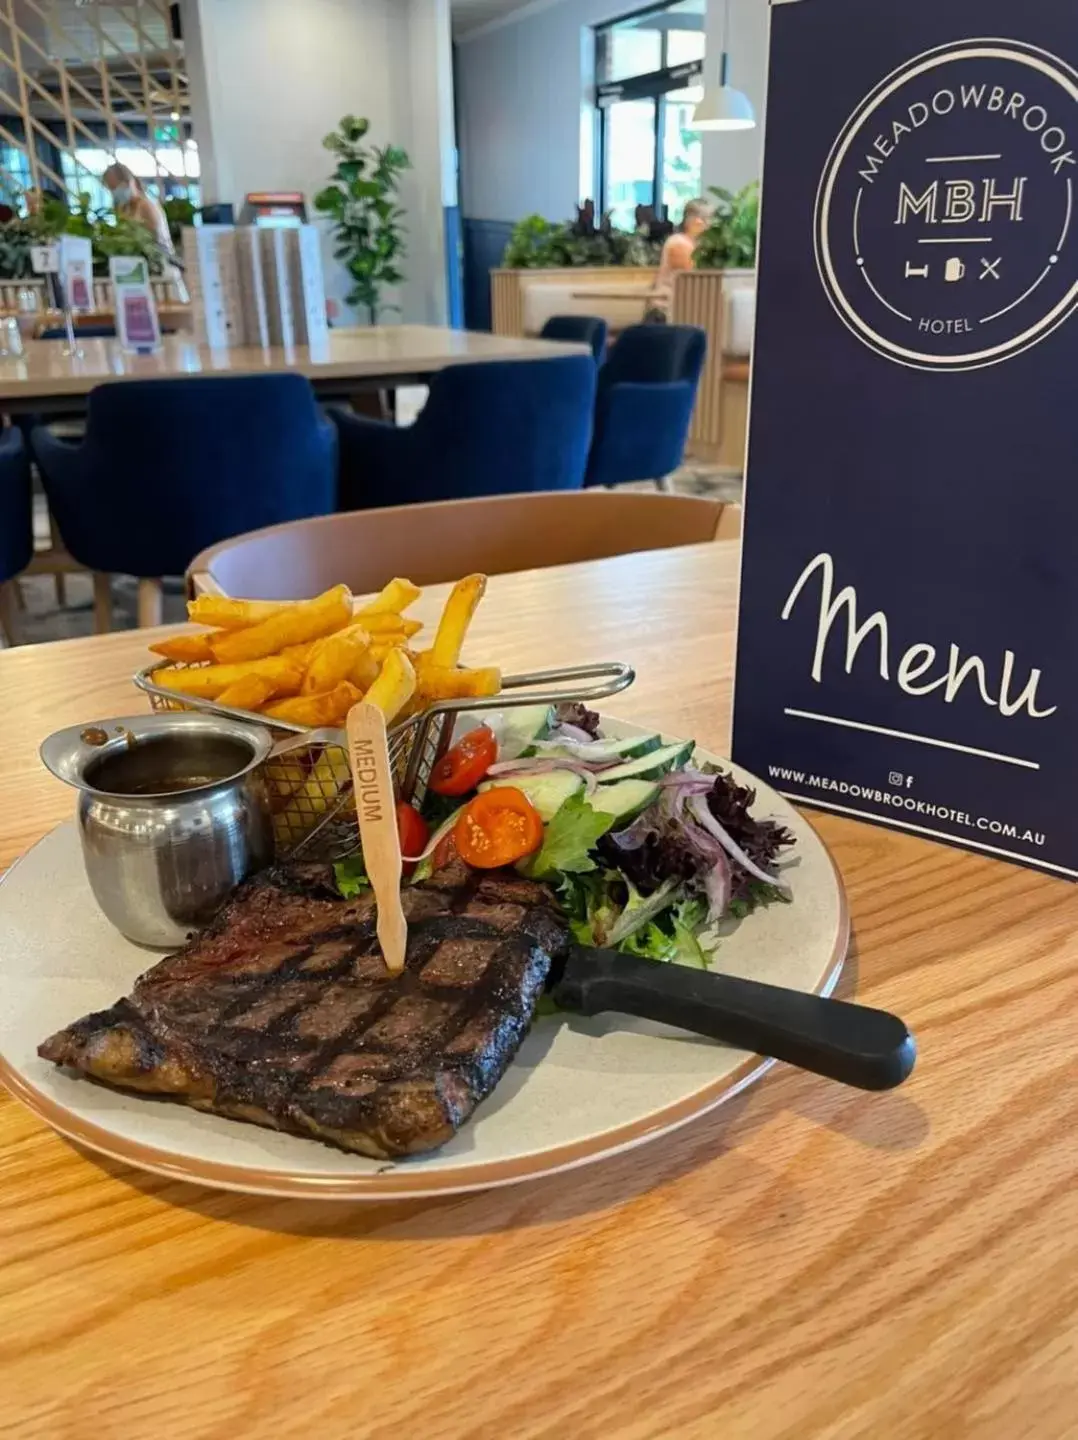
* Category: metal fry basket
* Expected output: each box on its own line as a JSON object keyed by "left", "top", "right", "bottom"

{"left": 134, "top": 661, "right": 635, "bottom": 859}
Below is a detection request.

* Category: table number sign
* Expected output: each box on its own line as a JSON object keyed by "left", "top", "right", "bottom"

{"left": 732, "top": 0, "right": 1078, "bottom": 877}
{"left": 109, "top": 257, "right": 163, "bottom": 354}
{"left": 59, "top": 236, "right": 93, "bottom": 313}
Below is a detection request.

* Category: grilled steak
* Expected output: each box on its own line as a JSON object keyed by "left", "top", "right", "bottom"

{"left": 39, "top": 860, "right": 569, "bottom": 1159}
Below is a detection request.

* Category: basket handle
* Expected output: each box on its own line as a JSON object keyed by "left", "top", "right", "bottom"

{"left": 269, "top": 727, "right": 347, "bottom": 760}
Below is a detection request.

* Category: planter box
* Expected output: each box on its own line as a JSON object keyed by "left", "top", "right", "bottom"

{"left": 673, "top": 267, "right": 755, "bottom": 465}
{"left": 491, "top": 267, "right": 658, "bottom": 337}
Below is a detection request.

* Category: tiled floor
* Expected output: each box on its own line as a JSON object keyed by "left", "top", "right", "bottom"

{"left": 9, "top": 460, "right": 743, "bottom": 647}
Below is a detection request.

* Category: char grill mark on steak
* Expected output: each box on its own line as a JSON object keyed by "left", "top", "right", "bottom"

{"left": 39, "top": 861, "right": 569, "bottom": 1159}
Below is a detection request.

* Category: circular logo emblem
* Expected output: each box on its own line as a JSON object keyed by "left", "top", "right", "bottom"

{"left": 815, "top": 40, "right": 1078, "bottom": 371}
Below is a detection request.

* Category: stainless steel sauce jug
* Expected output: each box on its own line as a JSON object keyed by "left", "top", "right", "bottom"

{"left": 40, "top": 713, "right": 275, "bottom": 948}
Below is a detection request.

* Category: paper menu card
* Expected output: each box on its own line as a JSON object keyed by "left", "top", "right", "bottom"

{"left": 260, "top": 227, "right": 295, "bottom": 349}
{"left": 183, "top": 225, "right": 244, "bottom": 349}
{"left": 109, "top": 257, "right": 162, "bottom": 352}
{"left": 730, "top": 0, "right": 1078, "bottom": 878}
{"left": 59, "top": 236, "right": 93, "bottom": 313}
{"left": 234, "top": 227, "right": 271, "bottom": 348}
{"left": 288, "top": 224, "right": 329, "bottom": 347}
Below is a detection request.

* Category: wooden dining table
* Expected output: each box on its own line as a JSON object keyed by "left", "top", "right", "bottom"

{"left": 0, "top": 324, "right": 589, "bottom": 415}
{"left": 1, "top": 541, "right": 1076, "bottom": 1437}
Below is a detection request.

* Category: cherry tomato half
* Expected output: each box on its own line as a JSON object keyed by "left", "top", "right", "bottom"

{"left": 453, "top": 787, "right": 544, "bottom": 869}
{"left": 396, "top": 801, "right": 430, "bottom": 876}
{"left": 428, "top": 724, "right": 498, "bottom": 796}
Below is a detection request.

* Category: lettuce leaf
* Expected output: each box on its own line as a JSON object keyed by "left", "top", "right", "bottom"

{"left": 334, "top": 854, "right": 370, "bottom": 898}
{"left": 524, "top": 794, "right": 615, "bottom": 880}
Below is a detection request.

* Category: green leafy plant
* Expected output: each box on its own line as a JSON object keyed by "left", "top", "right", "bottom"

{"left": 314, "top": 114, "right": 410, "bottom": 323}
{"left": 693, "top": 182, "right": 760, "bottom": 270}
{"left": 163, "top": 196, "right": 197, "bottom": 248}
{"left": 502, "top": 206, "right": 661, "bottom": 269}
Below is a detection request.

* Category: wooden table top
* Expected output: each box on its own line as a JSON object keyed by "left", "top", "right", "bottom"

{"left": 0, "top": 324, "right": 587, "bottom": 403}
{"left": 2, "top": 542, "right": 1077, "bottom": 1437}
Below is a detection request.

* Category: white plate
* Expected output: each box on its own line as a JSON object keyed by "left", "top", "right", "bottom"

{"left": 0, "top": 718, "right": 848, "bottom": 1200}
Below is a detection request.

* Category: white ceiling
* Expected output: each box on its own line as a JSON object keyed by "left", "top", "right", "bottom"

{"left": 451, "top": 0, "right": 547, "bottom": 39}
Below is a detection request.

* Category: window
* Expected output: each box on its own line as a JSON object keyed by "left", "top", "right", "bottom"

{"left": 595, "top": 0, "right": 705, "bottom": 227}
{"left": 61, "top": 141, "right": 202, "bottom": 214}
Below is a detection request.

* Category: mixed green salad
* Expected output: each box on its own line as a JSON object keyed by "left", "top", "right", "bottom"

{"left": 336, "top": 703, "right": 795, "bottom": 971}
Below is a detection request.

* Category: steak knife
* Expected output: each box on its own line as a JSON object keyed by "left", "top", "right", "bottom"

{"left": 551, "top": 947, "right": 916, "bottom": 1091}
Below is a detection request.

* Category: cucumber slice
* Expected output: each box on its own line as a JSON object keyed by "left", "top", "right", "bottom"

{"left": 481, "top": 770, "right": 584, "bottom": 821}
{"left": 493, "top": 705, "right": 555, "bottom": 761}
{"left": 533, "top": 731, "right": 663, "bottom": 764}
{"left": 597, "top": 739, "right": 696, "bottom": 783}
{"left": 590, "top": 778, "right": 660, "bottom": 826}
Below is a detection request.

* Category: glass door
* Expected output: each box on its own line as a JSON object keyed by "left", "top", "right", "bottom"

{"left": 602, "top": 97, "right": 658, "bottom": 230}
{"left": 659, "top": 85, "right": 704, "bottom": 221}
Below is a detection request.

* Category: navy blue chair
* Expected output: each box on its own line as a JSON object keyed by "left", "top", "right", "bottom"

{"left": 541, "top": 315, "right": 608, "bottom": 365}
{"left": 0, "top": 427, "right": 33, "bottom": 644}
{"left": 334, "top": 355, "right": 597, "bottom": 511}
{"left": 32, "top": 375, "right": 337, "bottom": 583}
{"left": 584, "top": 324, "right": 707, "bottom": 489}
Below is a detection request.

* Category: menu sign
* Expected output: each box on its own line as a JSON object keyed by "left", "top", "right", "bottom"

{"left": 732, "top": 0, "right": 1078, "bottom": 878}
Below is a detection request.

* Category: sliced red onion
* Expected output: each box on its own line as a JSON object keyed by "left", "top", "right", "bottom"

{"left": 547, "top": 721, "right": 595, "bottom": 745}
{"left": 688, "top": 795, "right": 791, "bottom": 896}
{"left": 526, "top": 738, "right": 621, "bottom": 767}
{"left": 660, "top": 767, "right": 716, "bottom": 790}
{"left": 608, "top": 812, "right": 655, "bottom": 851}
{"left": 701, "top": 846, "right": 732, "bottom": 919}
{"left": 483, "top": 759, "right": 602, "bottom": 799}
{"left": 486, "top": 757, "right": 607, "bottom": 779}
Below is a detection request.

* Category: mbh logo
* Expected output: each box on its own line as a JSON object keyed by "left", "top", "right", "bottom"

{"left": 815, "top": 40, "right": 1078, "bottom": 371}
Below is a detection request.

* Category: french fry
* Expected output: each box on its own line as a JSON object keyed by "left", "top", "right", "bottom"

{"left": 280, "top": 640, "right": 320, "bottom": 666}
{"left": 187, "top": 595, "right": 297, "bottom": 630}
{"left": 364, "top": 649, "right": 417, "bottom": 725}
{"left": 266, "top": 681, "right": 363, "bottom": 729}
{"left": 150, "top": 656, "right": 305, "bottom": 701}
{"left": 350, "top": 646, "right": 382, "bottom": 692}
{"left": 356, "top": 578, "right": 421, "bottom": 618}
{"left": 370, "top": 635, "right": 409, "bottom": 661}
{"left": 210, "top": 585, "right": 354, "bottom": 665}
{"left": 149, "top": 632, "right": 220, "bottom": 664}
{"left": 420, "top": 665, "right": 503, "bottom": 703}
{"left": 301, "top": 627, "right": 372, "bottom": 695}
{"left": 361, "top": 612, "right": 408, "bottom": 636}
{"left": 430, "top": 574, "right": 486, "bottom": 668}
{"left": 216, "top": 674, "right": 280, "bottom": 712}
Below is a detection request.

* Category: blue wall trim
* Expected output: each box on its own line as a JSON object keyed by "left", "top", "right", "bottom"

{"left": 444, "top": 205, "right": 464, "bottom": 330}
{"left": 462, "top": 218, "right": 514, "bottom": 331}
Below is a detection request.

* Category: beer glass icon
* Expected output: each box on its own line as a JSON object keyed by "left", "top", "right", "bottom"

{"left": 944, "top": 257, "right": 966, "bottom": 283}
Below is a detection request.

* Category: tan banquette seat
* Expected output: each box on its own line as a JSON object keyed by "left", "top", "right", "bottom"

{"left": 188, "top": 491, "right": 740, "bottom": 601}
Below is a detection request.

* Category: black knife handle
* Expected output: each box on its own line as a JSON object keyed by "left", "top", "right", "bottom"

{"left": 555, "top": 947, "right": 916, "bottom": 1092}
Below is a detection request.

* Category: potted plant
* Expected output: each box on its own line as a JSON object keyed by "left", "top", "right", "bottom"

{"left": 314, "top": 114, "right": 410, "bottom": 324}
{"left": 693, "top": 182, "right": 760, "bottom": 270}
{"left": 502, "top": 204, "right": 661, "bottom": 269}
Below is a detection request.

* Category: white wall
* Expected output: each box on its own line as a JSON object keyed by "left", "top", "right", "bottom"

{"left": 455, "top": 0, "right": 770, "bottom": 223}
{"left": 457, "top": 0, "right": 627, "bottom": 223}
{"left": 181, "top": 0, "right": 455, "bottom": 325}
{"left": 700, "top": 0, "right": 768, "bottom": 196}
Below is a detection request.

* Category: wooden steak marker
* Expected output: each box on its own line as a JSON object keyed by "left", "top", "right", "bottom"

{"left": 346, "top": 701, "right": 407, "bottom": 974}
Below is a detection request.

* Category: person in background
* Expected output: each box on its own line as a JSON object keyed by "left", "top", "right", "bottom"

{"left": 103, "top": 162, "right": 188, "bottom": 301}
{"left": 648, "top": 197, "right": 713, "bottom": 321}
